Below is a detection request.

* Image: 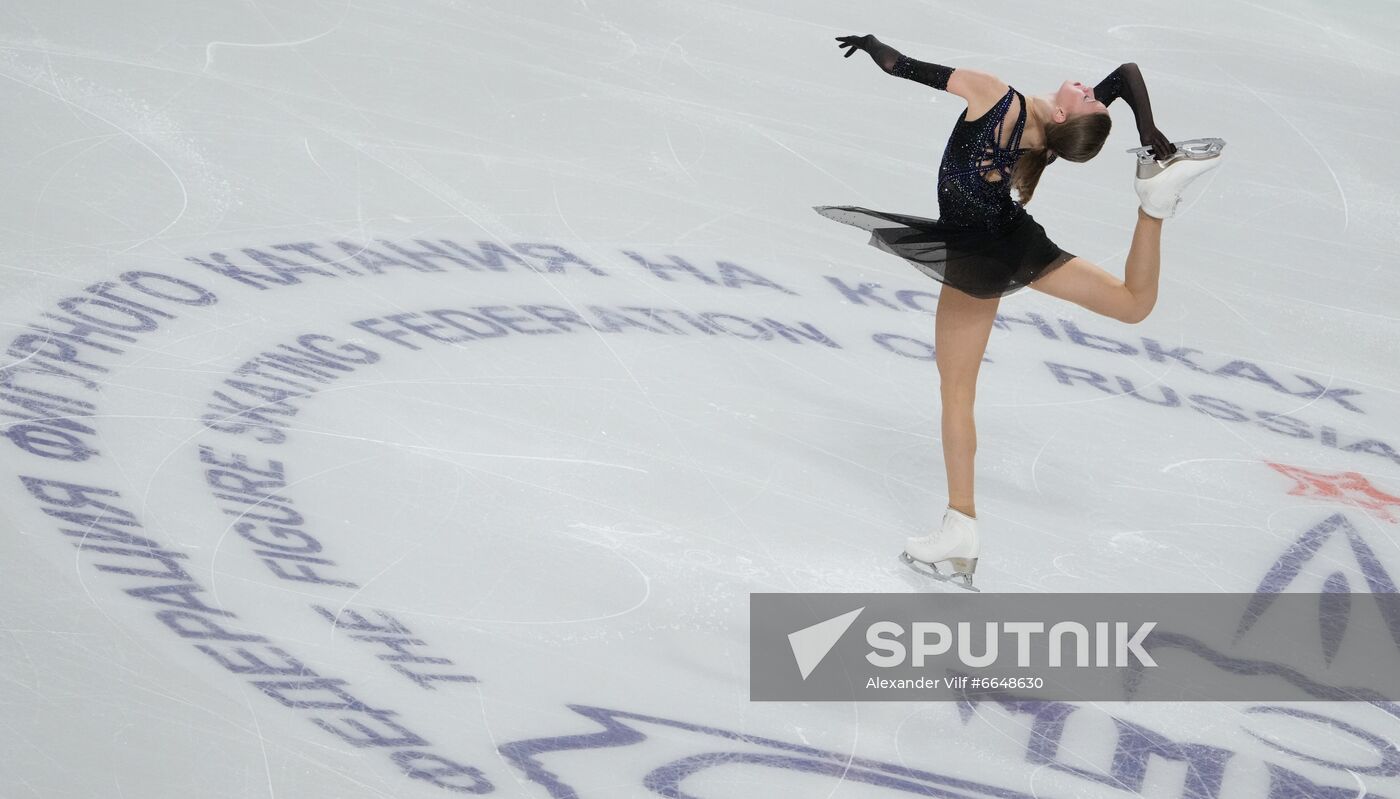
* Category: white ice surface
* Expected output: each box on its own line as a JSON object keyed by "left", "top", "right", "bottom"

{"left": 3, "top": 1, "right": 1400, "bottom": 797}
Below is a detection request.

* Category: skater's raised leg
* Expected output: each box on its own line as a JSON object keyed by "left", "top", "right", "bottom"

{"left": 1028, "top": 147, "right": 1223, "bottom": 322}
{"left": 1029, "top": 206, "right": 1163, "bottom": 324}
{"left": 934, "top": 286, "right": 1001, "bottom": 519}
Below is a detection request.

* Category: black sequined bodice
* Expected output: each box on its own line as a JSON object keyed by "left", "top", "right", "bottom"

{"left": 935, "top": 88, "right": 1027, "bottom": 230}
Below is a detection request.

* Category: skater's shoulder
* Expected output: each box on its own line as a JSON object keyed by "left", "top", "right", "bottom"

{"left": 957, "top": 74, "right": 1015, "bottom": 123}
{"left": 946, "top": 68, "right": 1010, "bottom": 109}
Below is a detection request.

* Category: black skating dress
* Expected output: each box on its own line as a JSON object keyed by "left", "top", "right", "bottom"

{"left": 816, "top": 49, "right": 1161, "bottom": 300}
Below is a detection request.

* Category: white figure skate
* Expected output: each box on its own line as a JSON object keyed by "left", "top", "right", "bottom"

{"left": 899, "top": 507, "right": 981, "bottom": 592}
{"left": 1129, "top": 138, "right": 1226, "bottom": 219}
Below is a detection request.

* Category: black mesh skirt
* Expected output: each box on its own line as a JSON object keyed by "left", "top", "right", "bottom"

{"left": 814, "top": 205, "right": 1075, "bottom": 299}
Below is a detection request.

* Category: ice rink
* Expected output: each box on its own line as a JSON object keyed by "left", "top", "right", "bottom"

{"left": 3, "top": 1, "right": 1400, "bottom": 796}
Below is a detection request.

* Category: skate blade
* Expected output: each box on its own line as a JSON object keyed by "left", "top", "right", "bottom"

{"left": 898, "top": 552, "right": 981, "bottom": 592}
{"left": 1126, "top": 137, "right": 1226, "bottom": 161}
{"left": 1128, "top": 138, "right": 1226, "bottom": 177}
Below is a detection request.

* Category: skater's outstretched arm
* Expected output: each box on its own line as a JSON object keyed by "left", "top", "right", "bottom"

{"left": 835, "top": 35, "right": 1006, "bottom": 106}
{"left": 1093, "top": 62, "right": 1176, "bottom": 159}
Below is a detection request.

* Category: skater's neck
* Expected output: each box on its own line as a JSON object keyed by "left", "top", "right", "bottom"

{"left": 1021, "top": 96, "right": 1054, "bottom": 149}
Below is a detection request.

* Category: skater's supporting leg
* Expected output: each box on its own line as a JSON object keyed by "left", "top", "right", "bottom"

{"left": 1028, "top": 207, "right": 1163, "bottom": 323}
{"left": 935, "top": 286, "right": 1001, "bottom": 519}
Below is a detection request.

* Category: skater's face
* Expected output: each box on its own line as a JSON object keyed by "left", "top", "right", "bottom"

{"left": 1054, "top": 81, "right": 1107, "bottom": 121}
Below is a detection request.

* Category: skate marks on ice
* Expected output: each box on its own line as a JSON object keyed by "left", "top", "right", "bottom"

{"left": 5, "top": 0, "right": 1400, "bottom": 793}
{"left": 3, "top": 219, "right": 1399, "bottom": 795}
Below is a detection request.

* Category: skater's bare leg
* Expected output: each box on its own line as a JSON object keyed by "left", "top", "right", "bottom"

{"left": 935, "top": 286, "right": 1000, "bottom": 520}
{"left": 1029, "top": 207, "right": 1164, "bottom": 324}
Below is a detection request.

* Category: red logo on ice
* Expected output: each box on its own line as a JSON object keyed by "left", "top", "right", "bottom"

{"left": 1268, "top": 462, "right": 1400, "bottom": 523}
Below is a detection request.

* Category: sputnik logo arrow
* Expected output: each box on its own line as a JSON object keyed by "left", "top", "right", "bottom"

{"left": 788, "top": 607, "right": 865, "bottom": 680}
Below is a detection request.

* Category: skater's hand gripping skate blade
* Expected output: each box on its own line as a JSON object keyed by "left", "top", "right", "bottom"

{"left": 1128, "top": 137, "right": 1226, "bottom": 179}
{"left": 1133, "top": 143, "right": 1225, "bottom": 219}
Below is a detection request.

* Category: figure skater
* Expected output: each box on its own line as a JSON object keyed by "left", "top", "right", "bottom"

{"left": 815, "top": 34, "right": 1225, "bottom": 590}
